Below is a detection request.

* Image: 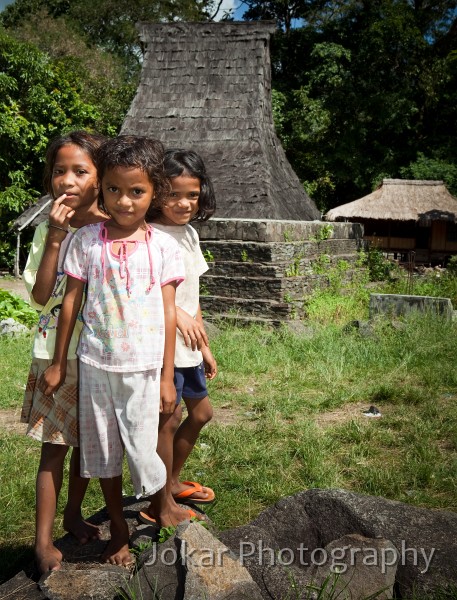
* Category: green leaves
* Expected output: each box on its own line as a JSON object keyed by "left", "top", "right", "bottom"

{"left": 0, "top": 290, "right": 37, "bottom": 328}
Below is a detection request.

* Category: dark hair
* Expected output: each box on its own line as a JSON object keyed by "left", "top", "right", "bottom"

{"left": 43, "top": 130, "right": 107, "bottom": 198}
{"left": 149, "top": 148, "right": 216, "bottom": 222}
{"left": 96, "top": 135, "right": 169, "bottom": 220}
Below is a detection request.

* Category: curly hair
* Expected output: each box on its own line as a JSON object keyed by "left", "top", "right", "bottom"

{"left": 43, "top": 130, "right": 107, "bottom": 198}
{"left": 96, "top": 135, "right": 170, "bottom": 220}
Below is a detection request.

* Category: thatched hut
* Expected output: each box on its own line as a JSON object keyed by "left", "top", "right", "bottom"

{"left": 325, "top": 179, "right": 457, "bottom": 264}
{"left": 121, "top": 21, "right": 320, "bottom": 221}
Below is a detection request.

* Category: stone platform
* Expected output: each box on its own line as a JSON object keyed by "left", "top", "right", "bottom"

{"left": 193, "top": 218, "right": 364, "bottom": 323}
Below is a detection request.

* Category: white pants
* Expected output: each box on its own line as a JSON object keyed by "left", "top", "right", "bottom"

{"left": 79, "top": 362, "right": 166, "bottom": 498}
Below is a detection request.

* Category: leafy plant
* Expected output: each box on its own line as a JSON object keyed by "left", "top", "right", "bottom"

{"left": 283, "top": 229, "right": 292, "bottom": 242}
{"left": 203, "top": 248, "right": 214, "bottom": 262}
{"left": 130, "top": 539, "right": 153, "bottom": 557}
{"left": 285, "top": 256, "right": 302, "bottom": 277}
{"left": 363, "top": 247, "right": 398, "bottom": 282}
{"left": 0, "top": 290, "right": 37, "bottom": 328}
{"left": 158, "top": 525, "right": 176, "bottom": 544}
{"left": 200, "top": 283, "right": 211, "bottom": 297}
{"left": 240, "top": 249, "right": 252, "bottom": 263}
{"left": 310, "top": 224, "right": 334, "bottom": 244}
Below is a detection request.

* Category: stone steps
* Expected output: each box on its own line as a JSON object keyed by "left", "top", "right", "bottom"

{"left": 204, "top": 253, "right": 361, "bottom": 278}
{"left": 200, "top": 238, "right": 361, "bottom": 263}
{"left": 201, "top": 273, "right": 324, "bottom": 301}
{"left": 201, "top": 295, "right": 294, "bottom": 319}
{"left": 193, "top": 218, "right": 365, "bottom": 323}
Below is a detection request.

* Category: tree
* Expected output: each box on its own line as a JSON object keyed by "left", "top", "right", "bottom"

{"left": 0, "top": 28, "right": 105, "bottom": 268}
{"left": 1, "top": 0, "right": 220, "bottom": 73}
{"left": 248, "top": 0, "right": 457, "bottom": 211}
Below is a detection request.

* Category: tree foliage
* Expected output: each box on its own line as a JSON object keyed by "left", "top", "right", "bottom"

{"left": 1, "top": 0, "right": 457, "bottom": 270}
{"left": 1, "top": 0, "right": 219, "bottom": 72}
{"left": 0, "top": 0, "right": 219, "bottom": 269}
{"left": 0, "top": 27, "right": 109, "bottom": 267}
{"left": 243, "top": 0, "right": 457, "bottom": 212}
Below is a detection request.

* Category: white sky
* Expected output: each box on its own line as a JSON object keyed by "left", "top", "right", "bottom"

{"left": 214, "top": 0, "right": 245, "bottom": 21}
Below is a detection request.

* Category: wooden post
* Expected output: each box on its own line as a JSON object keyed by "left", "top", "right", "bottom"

{"left": 14, "top": 231, "right": 21, "bottom": 278}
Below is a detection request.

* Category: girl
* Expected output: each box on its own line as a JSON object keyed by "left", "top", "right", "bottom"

{"left": 21, "top": 130, "right": 107, "bottom": 574}
{"left": 139, "top": 148, "right": 217, "bottom": 525}
{"left": 40, "top": 136, "right": 185, "bottom": 567}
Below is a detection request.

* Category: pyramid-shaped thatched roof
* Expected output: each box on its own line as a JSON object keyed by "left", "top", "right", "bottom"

{"left": 121, "top": 21, "right": 320, "bottom": 221}
{"left": 325, "top": 179, "right": 457, "bottom": 224}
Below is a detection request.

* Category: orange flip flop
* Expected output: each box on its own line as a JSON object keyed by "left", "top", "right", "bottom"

{"left": 172, "top": 481, "right": 215, "bottom": 505}
{"left": 137, "top": 508, "right": 198, "bottom": 526}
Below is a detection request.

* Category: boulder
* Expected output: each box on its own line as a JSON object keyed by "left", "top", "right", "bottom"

{"left": 178, "top": 520, "right": 263, "bottom": 600}
{"left": 221, "top": 489, "right": 457, "bottom": 598}
{"left": 312, "top": 534, "right": 398, "bottom": 599}
{"left": 38, "top": 564, "right": 129, "bottom": 600}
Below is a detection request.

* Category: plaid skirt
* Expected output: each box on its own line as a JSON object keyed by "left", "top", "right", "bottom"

{"left": 21, "top": 358, "right": 79, "bottom": 446}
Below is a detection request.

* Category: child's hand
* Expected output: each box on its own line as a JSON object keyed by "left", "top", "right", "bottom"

{"left": 39, "top": 363, "right": 66, "bottom": 397}
{"left": 160, "top": 378, "right": 177, "bottom": 414}
{"left": 202, "top": 347, "right": 217, "bottom": 380}
{"left": 48, "top": 194, "right": 75, "bottom": 234}
{"left": 176, "top": 307, "right": 208, "bottom": 351}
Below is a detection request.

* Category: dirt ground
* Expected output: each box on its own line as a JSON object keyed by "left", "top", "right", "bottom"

{"left": 0, "top": 276, "right": 29, "bottom": 301}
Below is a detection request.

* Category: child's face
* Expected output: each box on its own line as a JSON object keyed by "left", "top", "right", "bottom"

{"left": 102, "top": 166, "right": 154, "bottom": 230}
{"left": 52, "top": 144, "right": 98, "bottom": 210}
{"left": 158, "top": 174, "right": 200, "bottom": 226}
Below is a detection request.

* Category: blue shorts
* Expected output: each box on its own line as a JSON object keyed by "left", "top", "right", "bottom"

{"left": 174, "top": 363, "right": 208, "bottom": 404}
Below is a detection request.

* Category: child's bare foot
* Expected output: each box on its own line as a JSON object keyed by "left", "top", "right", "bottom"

{"left": 101, "top": 521, "right": 134, "bottom": 567}
{"left": 35, "top": 542, "right": 63, "bottom": 574}
{"left": 171, "top": 480, "right": 215, "bottom": 504}
{"left": 139, "top": 502, "right": 204, "bottom": 528}
{"left": 63, "top": 510, "right": 101, "bottom": 544}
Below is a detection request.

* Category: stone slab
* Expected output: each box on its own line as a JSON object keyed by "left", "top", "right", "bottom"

{"left": 195, "top": 218, "right": 363, "bottom": 243}
{"left": 369, "top": 294, "right": 453, "bottom": 319}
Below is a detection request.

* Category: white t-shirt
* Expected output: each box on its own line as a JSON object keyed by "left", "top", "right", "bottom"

{"left": 64, "top": 222, "right": 185, "bottom": 372}
{"left": 152, "top": 223, "right": 208, "bottom": 368}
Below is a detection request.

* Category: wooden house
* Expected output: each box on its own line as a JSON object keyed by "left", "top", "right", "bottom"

{"left": 121, "top": 21, "right": 320, "bottom": 221}
{"left": 324, "top": 179, "right": 457, "bottom": 264}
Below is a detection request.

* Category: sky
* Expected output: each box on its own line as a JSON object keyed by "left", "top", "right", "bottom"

{"left": 0, "top": 0, "right": 246, "bottom": 18}
{"left": 217, "top": 0, "right": 245, "bottom": 20}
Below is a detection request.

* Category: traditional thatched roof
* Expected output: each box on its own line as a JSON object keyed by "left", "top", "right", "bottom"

{"left": 121, "top": 22, "right": 320, "bottom": 221}
{"left": 325, "top": 179, "right": 457, "bottom": 224}
{"left": 12, "top": 195, "right": 52, "bottom": 231}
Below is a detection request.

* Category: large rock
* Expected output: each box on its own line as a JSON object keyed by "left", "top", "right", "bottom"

{"left": 178, "top": 521, "right": 263, "bottom": 600}
{"left": 0, "top": 570, "right": 46, "bottom": 599}
{"left": 39, "top": 564, "right": 129, "bottom": 600}
{"left": 312, "top": 534, "right": 398, "bottom": 600}
{"left": 221, "top": 489, "right": 457, "bottom": 598}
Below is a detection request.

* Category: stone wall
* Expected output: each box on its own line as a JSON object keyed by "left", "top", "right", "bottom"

{"left": 193, "top": 218, "right": 364, "bottom": 323}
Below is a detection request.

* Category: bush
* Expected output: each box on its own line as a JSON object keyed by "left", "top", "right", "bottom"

{"left": 0, "top": 290, "right": 37, "bottom": 328}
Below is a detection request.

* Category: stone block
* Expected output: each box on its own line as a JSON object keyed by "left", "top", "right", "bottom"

{"left": 369, "top": 294, "right": 453, "bottom": 319}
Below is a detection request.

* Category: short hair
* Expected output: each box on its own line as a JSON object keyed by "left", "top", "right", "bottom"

{"left": 96, "top": 135, "right": 169, "bottom": 220}
{"left": 43, "top": 130, "right": 107, "bottom": 198}
{"left": 149, "top": 148, "right": 216, "bottom": 222}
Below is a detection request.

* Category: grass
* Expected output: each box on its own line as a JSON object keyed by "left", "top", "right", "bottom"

{"left": 1, "top": 312, "right": 456, "bottom": 586}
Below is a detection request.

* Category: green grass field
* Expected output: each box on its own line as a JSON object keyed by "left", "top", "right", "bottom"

{"left": 1, "top": 314, "right": 456, "bottom": 584}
